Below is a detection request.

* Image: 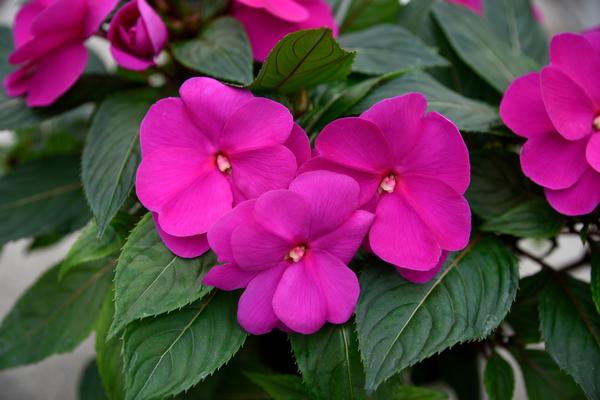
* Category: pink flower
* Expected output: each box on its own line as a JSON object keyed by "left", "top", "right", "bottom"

{"left": 446, "top": 0, "right": 482, "bottom": 14}
{"left": 4, "top": 0, "right": 119, "bottom": 107}
{"left": 300, "top": 94, "right": 471, "bottom": 282}
{"left": 108, "top": 0, "right": 168, "bottom": 71}
{"left": 203, "top": 171, "right": 374, "bottom": 335}
{"left": 231, "top": 0, "right": 337, "bottom": 62}
{"left": 500, "top": 32, "right": 600, "bottom": 216}
{"left": 136, "top": 77, "right": 310, "bottom": 258}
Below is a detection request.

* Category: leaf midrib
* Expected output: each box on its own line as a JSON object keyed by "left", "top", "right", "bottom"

{"left": 0, "top": 183, "right": 81, "bottom": 210}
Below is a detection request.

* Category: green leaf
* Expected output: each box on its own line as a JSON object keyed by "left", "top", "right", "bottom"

{"left": 0, "top": 26, "right": 12, "bottom": 80}
{"left": 245, "top": 373, "right": 308, "bottom": 400}
{"left": 512, "top": 349, "right": 585, "bottom": 400}
{"left": 539, "top": 275, "right": 600, "bottom": 399}
{"left": 593, "top": 251, "right": 600, "bottom": 314}
{"left": 484, "top": 0, "right": 548, "bottom": 64}
{"left": 82, "top": 91, "right": 155, "bottom": 237}
{"left": 386, "top": 386, "right": 448, "bottom": 400}
{"left": 173, "top": 17, "right": 253, "bottom": 85}
{"left": 338, "top": 24, "right": 447, "bottom": 75}
{"left": 355, "top": 236, "right": 518, "bottom": 392}
{"left": 80, "top": 359, "right": 107, "bottom": 400}
{"left": 291, "top": 323, "right": 365, "bottom": 399}
{"left": 123, "top": 291, "right": 247, "bottom": 400}
{"left": 0, "top": 155, "right": 90, "bottom": 246}
{"left": 340, "top": 0, "right": 401, "bottom": 33}
{"left": 109, "top": 214, "right": 215, "bottom": 338}
{"left": 432, "top": 2, "right": 538, "bottom": 92}
{"left": 351, "top": 72, "right": 499, "bottom": 132}
{"left": 251, "top": 28, "right": 355, "bottom": 94}
{"left": 506, "top": 272, "right": 546, "bottom": 344}
{"left": 0, "top": 259, "right": 114, "bottom": 369}
{"left": 484, "top": 352, "right": 514, "bottom": 400}
{"left": 481, "top": 198, "right": 565, "bottom": 239}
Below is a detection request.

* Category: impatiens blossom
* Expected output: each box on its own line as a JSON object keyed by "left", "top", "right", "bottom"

{"left": 301, "top": 94, "right": 471, "bottom": 282}
{"left": 231, "top": 0, "right": 337, "bottom": 62}
{"left": 108, "top": 0, "right": 168, "bottom": 71}
{"left": 136, "top": 77, "right": 310, "bottom": 258}
{"left": 203, "top": 171, "right": 374, "bottom": 335}
{"left": 500, "top": 32, "right": 600, "bottom": 216}
{"left": 4, "top": 0, "right": 118, "bottom": 106}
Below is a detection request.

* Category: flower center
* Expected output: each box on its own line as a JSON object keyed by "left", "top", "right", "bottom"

{"left": 216, "top": 153, "right": 232, "bottom": 174}
{"left": 379, "top": 174, "right": 397, "bottom": 193}
{"left": 594, "top": 115, "right": 600, "bottom": 132}
{"left": 287, "top": 245, "right": 306, "bottom": 263}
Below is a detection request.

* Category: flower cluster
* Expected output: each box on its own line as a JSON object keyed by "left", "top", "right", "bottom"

{"left": 501, "top": 29, "right": 600, "bottom": 216}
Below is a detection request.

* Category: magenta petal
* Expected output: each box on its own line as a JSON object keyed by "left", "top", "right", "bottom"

{"left": 203, "top": 263, "right": 258, "bottom": 291}
{"left": 208, "top": 200, "right": 256, "bottom": 264}
{"left": 586, "top": 133, "right": 600, "bottom": 173}
{"left": 312, "top": 210, "right": 374, "bottom": 264}
{"left": 272, "top": 261, "right": 328, "bottom": 334}
{"left": 230, "top": 223, "right": 290, "bottom": 270}
{"left": 153, "top": 214, "right": 209, "bottom": 258}
{"left": 110, "top": 44, "right": 155, "bottom": 71}
{"left": 370, "top": 192, "right": 441, "bottom": 270}
{"left": 137, "top": 0, "right": 168, "bottom": 53}
{"left": 263, "top": 0, "right": 309, "bottom": 22}
{"left": 4, "top": 66, "right": 30, "bottom": 97}
{"left": 26, "top": 42, "right": 88, "bottom": 107}
{"left": 584, "top": 27, "right": 600, "bottom": 54}
{"left": 447, "top": 0, "right": 482, "bottom": 14}
{"left": 541, "top": 66, "right": 596, "bottom": 141}
{"left": 220, "top": 98, "right": 293, "bottom": 153}
{"left": 238, "top": 263, "right": 287, "bottom": 335}
{"left": 306, "top": 249, "right": 359, "bottom": 324}
{"left": 230, "top": 145, "right": 297, "bottom": 200}
{"left": 13, "top": 1, "right": 46, "bottom": 47}
{"left": 289, "top": 171, "right": 361, "bottom": 238}
{"left": 30, "top": 0, "right": 84, "bottom": 37}
{"left": 285, "top": 124, "right": 311, "bottom": 168}
{"left": 253, "top": 190, "right": 310, "bottom": 243}
{"left": 315, "top": 117, "right": 392, "bottom": 173}
{"left": 545, "top": 169, "right": 600, "bottom": 216}
{"left": 500, "top": 72, "right": 555, "bottom": 138}
{"left": 85, "top": 0, "right": 120, "bottom": 37}
{"left": 400, "top": 112, "right": 470, "bottom": 194}
{"left": 520, "top": 133, "right": 589, "bottom": 189}
{"left": 361, "top": 93, "right": 427, "bottom": 163}
{"left": 397, "top": 251, "right": 448, "bottom": 284}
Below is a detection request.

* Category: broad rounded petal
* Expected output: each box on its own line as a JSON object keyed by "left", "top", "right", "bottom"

{"left": 13, "top": 1, "right": 46, "bottom": 47}
{"left": 139, "top": 97, "right": 215, "bottom": 157}
{"left": 400, "top": 112, "right": 470, "bottom": 194}
{"left": 315, "top": 117, "right": 392, "bottom": 173}
{"left": 30, "top": 0, "right": 85, "bottom": 37}
{"left": 312, "top": 210, "right": 374, "bottom": 264}
{"left": 545, "top": 169, "right": 600, "bottom": 216}
{"left": 26, "top": 42, "right": 88, "bottom": 107}
{"left": 541, "top": 66, "right": 596, "bottom": 141}
{"left": 230, "top": 145, "right": 297, "bottom": 200}
{"left": 238, "top": 263, "right": 287, "bottom": 335}
{"left": 158, "top": 169, "right": 233, "bottom": 236}
{"left": 179, "top": 77, "right": 253, "bottom": 141}
{"left": 110, "top": 44, "right": 155, "bottom": 71}
{"left": 397, "top": 251, "right": 448, "bottom": 284}
{"left": 586, "top": 133, "right": 600, "bottom": 173}
{"left": 297, "top": 0, "right": 338, "bottom": 36}
{"left": 289, "top": 171, "right": 360, "bottom": 237}
{"left": 306, "top": 249, "right": 359, "bottom": 324}
{"left": 285, "top": 124, "right": 311, "bottom": 168}
{"left": 220, "top": 98, "right": 293, "bottom": 153}
{"left": 370, "top": 192, "right": 441, "bottom": 270}
{"left": 203, "top": 263, "right": 258, "bottom": 291}
{"left": 520, "top": 133, "right": 589, "bottom": 189}
{"left": 137, "top": 0, "right": 168, "bottom": 53}
{"left": 264, "top": 0, "right": 309, "bottom": 22}
{"left": 299, "top": 157, "right": 380, "bottom": 206}
{"left": 153, "top": 214, "right": 209, "bottom": 258}
{"left": 401, "top": 175, "right": 471, "bottom": 251}
{"left": 272, "top": 261, "right": 328, "bottom": 334}
{"left": 208, "top": 200, "right": 256, "bottom": 264}
{"left": 4, "top": 66, "right": 31, "bottom": 97}
{"left": 231, "top": 223, "right": 291, "bottom": 270}
{"left": 500, "top": 72, "right": 555, "bottom": 138}
{"left": 253, "top": 190, "right": 310, "bottom": 243}
{"left": 584, "top": 27, "right": 600, "bottom": 54}
{"left": 549, "top": 33, "right": 600, "bottom": 104}
{"left": 85, "top": 0, "right": 120, "bottom": 36}
{"left": 361, "top": 93, "right": 427, "bottom": 163}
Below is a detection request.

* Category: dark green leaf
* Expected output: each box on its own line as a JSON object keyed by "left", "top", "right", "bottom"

{"left": 339, "top": 24, "right": 446, "bottom": 75}
{"left": 82, "top": 90, "right": 155, "bottom": 237}
{"left": 506, "top": 272, "right": 546, "bottom": 344}
{"left": 109, "top": 214, "right": 215, "bottom": 338}
{"left": 539, "top": 275, "right": 600, "bottom": 399}
{"left": 123, "top": 292, "right": 247, "bottom": 400}
{"left": 0, "top": 259, "right": 114, "bottom": 369}
{"left": 0, "top": 155, "right": 90, "bottom": 246}
{"left": 251, "top": 28, "right": 355, "bottom": 94}
{"left": 484, "top": 352, "right": 514, "bottom": 400}
{"left": 245, "top": 373, "right": 308, "bottom": 400}
{"left": 0, "top": 26, "right": 12, "bottom": 80}
{"left": 351, "top": 72, "right": 499, "bottom": 132}
{"left": 80, "top": 359, "right": 107, "bottom": 400}
{"left": 592, "top": 250, "right": 600, "bottom": 314}
{"left": 291, "top": 323, "right": 364, "bottom": 399}
{"left": 432, "top": 2, "right": 538, "bottom": 92}
{"left": 386, "top": 386, "right": 448, "bottom": 400}
{"left": 173, "top": 17, "right": 253, "bottom": 85}
{"left": 356, "top": 237, "right": 518, "bottom": 392}
{"left": 341, "top": 0, "right": 400, "bottom": 33}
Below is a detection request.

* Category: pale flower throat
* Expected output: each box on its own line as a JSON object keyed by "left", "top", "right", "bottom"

{"left": 287, "top": 245, "right": 306, "bottom": 263}
{"left": 379, "top": 174, "right": 397, "bottom": 193}
{"left": 216, "top": 153, "right": 232, "bottom": 174}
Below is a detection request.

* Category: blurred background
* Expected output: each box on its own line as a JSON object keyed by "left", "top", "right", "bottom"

{"left": 0, "top": 0, "right": 599, "bottom": 399}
